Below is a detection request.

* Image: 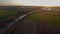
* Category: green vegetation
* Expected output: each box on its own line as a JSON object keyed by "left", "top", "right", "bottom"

{"left": 0, "top": 10, "right": 17, "bottom": 22}
{"left": 27, "top": 11, "right": 60, "bottom": 25}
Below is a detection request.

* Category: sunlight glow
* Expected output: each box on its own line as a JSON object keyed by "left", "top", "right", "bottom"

{"left": 43, "top": 6, "right": 54, "bottom": 8}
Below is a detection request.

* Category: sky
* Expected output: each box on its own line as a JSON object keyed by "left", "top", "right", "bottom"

{"left": 0, "top": 0, "right": 60, "bottom": 6}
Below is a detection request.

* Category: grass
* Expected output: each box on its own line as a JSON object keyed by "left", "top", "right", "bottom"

{"left": 27, "top": 11, "right": 60, "bottom": 25}
{"left": 0, "top": 10, "right": 17, "bottom": 22}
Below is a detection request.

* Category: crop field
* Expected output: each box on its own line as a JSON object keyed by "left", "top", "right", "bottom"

{"left": 0, "top": 10, "right": 17, "bottom": 23}
{"left": 27, "top": 11, "right": 60, "bottom": 25}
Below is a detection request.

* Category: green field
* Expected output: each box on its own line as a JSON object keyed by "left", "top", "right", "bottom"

{"left": 0, "top": 10, "right": 17, "bottom": 22}
{"left": 27, "top": 11, "right": 60, "bottom": 25}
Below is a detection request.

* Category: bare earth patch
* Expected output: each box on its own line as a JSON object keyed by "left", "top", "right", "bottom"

{"left": 10, "top": 19, "right": 60, "bottom": 34}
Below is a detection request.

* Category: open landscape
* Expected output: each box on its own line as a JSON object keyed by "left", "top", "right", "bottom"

{"left": 0, "top": 10, "right": 17, "bottom": 22}
{"left": 0, "top": 6, "right": 60, "bottom": 34}
{"left": 0, "top": 0, "right": 60, "bottom": 34}
{"left": 27, "top": 10, "right": 60, "bottom": 25}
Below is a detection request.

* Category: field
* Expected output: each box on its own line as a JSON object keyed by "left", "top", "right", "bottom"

{"left": 0, "top": 10, "right": 17, "bottom": 23}
{"left": 27, "top": 10, "right": 60, "bottom": 25}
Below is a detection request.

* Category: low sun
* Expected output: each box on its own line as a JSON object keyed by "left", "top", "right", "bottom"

{"left": 43, "top": 6, "right": 54, "bottom": 8}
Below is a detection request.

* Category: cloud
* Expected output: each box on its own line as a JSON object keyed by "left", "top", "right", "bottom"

{"left": 0, "top": 0, "right": 60, "bottom": 6}
{"left": 15, "top": 0, "right": 60, "bottom": 6}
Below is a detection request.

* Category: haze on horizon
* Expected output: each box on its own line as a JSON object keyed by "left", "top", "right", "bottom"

{"left": 0, "top": 0, "right": 60, "bottom": 6}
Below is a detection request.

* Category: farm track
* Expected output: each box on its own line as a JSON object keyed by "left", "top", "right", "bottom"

{"left": 0, "top": 9, "right": 40, "bottom": 34}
